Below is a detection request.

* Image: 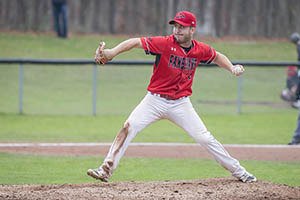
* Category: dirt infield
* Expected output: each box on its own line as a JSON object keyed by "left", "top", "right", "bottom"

{"left": 1, "top": 178, "right": 300, "bottom": 200}
{"left": 1, "top": 143, "right": 300, "bottom": 161}
{"left": 1, "top": 143, "right": 300, "bottom": 199}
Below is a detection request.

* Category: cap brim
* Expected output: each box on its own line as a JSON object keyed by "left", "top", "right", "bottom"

{"left": 168, "top": 19, "right": 191, "bottom": 27}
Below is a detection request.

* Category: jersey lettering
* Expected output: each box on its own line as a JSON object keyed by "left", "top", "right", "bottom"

{"left": 168, "top": 54, "right": 197, "bottom": 71}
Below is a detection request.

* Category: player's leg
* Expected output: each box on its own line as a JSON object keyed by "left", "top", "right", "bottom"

{"left": 61, "top": 3, "right": 68, "bottom": 38}
{"left": 166, "top": 97, "right": 256, "bottom": 182}
{"left": 87, "top": 93, "right": 164, "bottom": 181}
{"left": 52, "top": 3, "right": 60, "bottom": 37}
{"left": 289, "top": 107, "right": 300, "bottom": 145}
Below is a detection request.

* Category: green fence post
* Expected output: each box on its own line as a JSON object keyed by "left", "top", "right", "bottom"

{"left": 237, "top": 74, "right": 243, "bottom": 114}
{"left": 19, "top": 63, "right": 24, "bottom": 114}
{"left": 92, "top": 64, "right": 98, "bottom": 116}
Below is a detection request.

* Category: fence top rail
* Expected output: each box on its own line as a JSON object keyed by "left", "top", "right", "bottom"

{"left": 0, "top": 58, "right": 300, "bottom": 67}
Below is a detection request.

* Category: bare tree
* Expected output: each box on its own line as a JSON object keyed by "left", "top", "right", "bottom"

{"left": 1, "top": 0, "right": 300, "bottom": 37}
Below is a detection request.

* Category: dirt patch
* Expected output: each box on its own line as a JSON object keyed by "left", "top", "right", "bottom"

{"left": 1, "top": 144, "right": 300, "bottom": 161}
{"left": 1, "top": 178, "right": 299, "bottom": 200}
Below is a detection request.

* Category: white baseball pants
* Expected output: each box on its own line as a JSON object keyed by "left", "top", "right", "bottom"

{"left": 102, "top": 92, "right": 246, "bottom": 179}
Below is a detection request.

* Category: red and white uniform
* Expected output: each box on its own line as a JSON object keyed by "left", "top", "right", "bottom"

{"left": 142, "top": 35, "right": 216, "bottom": 99}
{"left": 103, "top": 35, "right": 247, "bottom": 180}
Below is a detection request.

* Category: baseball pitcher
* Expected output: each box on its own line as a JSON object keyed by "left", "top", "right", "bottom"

{"left": 88, "top": 11, "right": 256, "bottom": 183}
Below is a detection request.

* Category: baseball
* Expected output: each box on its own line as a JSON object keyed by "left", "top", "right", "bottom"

{"left": 232, "top": 66, "right": 243, "bottom": 74}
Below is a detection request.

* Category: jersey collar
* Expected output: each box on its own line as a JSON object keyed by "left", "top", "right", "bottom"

{"left": 171, "top": 35, "right": 195, "bottom": 56}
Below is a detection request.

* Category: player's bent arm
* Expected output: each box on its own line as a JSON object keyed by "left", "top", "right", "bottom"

{"left": 213, "top": 52, "right": 233, "bottom": 72}
{"left": 104, "top": 38, "right": 143, "bottom": 60}
{"left": 213, "top": 52, "right": 245, "bottom": 76}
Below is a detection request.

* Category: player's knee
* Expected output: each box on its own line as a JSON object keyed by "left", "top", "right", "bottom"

{"left": 124, "top": 119, "right": 138, "bottom": 133}
{"left": 195, "top": 131, "right": 214, "bottom": 145}
{"left": 123, "top": 121, "right": 130, "bottom": 130}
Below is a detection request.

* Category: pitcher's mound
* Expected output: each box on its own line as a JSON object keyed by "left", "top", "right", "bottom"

{"left": 1, "top": 177, "right": 299, "bottom": 200}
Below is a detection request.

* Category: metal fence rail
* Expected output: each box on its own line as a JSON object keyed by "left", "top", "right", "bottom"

{"left": 1, "top": 58, "right": 300, "bottom": 115}
{"left": 1, "top": 58, "right": 300, "bottom": 66}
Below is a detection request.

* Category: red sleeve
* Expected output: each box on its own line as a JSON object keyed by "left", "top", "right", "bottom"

{"left": 198, "top": 43, "right": 216, "bottom": 64}
{"left": 140, "top": 36, "right": 167, "bottom": 55}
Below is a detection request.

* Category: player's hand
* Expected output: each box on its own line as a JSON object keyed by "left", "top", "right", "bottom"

{"left": 231, "top": 65, "right": 245, "bottom": 76}
{"left": 94, "top": 42, "right": 111, "bottom": 66}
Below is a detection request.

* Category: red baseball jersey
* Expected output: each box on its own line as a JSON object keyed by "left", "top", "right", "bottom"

{"left": 140, "top": 35, "right": 216, "bottom": 99}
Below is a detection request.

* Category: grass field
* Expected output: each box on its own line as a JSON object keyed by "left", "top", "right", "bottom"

{"left": 0, "top": 113, "right": 296, "bottom": 144}
{"left": 0, "top": 33, "right": 299, "bottom": 186}
{"left": 1, "top": 153, "right": 299, "bottom": 186}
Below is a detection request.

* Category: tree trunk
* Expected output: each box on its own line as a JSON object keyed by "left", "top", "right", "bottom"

{"left": 0, "top": 0, "right": 300, "bottom": 38}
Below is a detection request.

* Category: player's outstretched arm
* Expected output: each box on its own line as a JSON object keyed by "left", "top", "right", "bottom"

{"left": 94, "top": 38, "right": 143, "bottom": 65}
{"left": 214, "top": 52, "right": 245, "bottom": 76}
{"left": 104, "top": 38, "right": 143, "bottom": 60}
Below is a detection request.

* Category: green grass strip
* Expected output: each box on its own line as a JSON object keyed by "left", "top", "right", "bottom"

{"left": 0, "top": 153, "right": 299, "bottom": 186}
{"left": 0, "top": 113, "right": 295, "bottom": 144}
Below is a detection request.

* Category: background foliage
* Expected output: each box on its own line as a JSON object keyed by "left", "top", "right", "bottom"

{"left": 1, "top": 0, "right": 300, "bottom": 37}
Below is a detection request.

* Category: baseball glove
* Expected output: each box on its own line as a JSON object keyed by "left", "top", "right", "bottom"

{"left": 94, "top": 42, "right": 110, "bottom": 65}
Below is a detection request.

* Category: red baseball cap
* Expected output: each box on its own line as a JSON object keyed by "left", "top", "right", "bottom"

{"left": 169, "top": 11, "right": 196, "bottom": 27}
